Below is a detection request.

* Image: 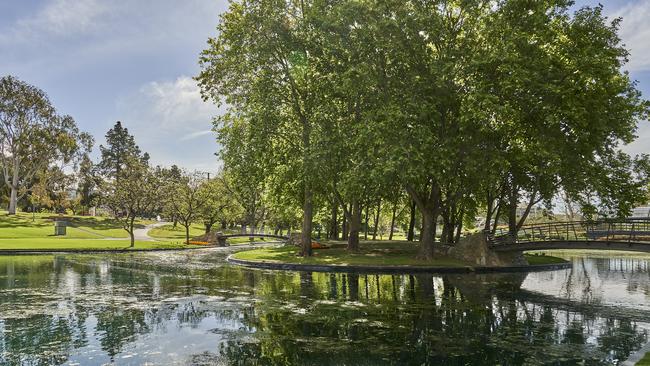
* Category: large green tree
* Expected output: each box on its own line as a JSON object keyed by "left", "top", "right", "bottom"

{"left": 198, "top": 0, "right": 649, "bottom": 260}
{"left": 0, "top": 75, "right": 92, "bottom": 215}
{"left": 198, "top": 0, "right": 327, "bottom": 256}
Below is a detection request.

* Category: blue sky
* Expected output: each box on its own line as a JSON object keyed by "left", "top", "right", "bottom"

{"left": 1, "top": 0, "right": 649, "bottom": 173}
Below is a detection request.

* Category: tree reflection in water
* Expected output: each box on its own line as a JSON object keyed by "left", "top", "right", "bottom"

{"left": 0, "top": 253, "right": 649, "bottom": 365}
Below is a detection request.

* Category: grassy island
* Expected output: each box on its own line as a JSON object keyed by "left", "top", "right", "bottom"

{"left": 231, "top": 241, "right": 568, "bottom": 268}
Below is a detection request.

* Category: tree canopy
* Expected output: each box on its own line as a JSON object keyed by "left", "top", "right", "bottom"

{"left": 198, "top": 0, "right": 649, "bottom": 258}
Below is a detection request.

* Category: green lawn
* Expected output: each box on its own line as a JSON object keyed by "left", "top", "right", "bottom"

{"left": 148, "top": 223, "right": 206, "bottom": 240}
{"left": 232, "top": 241, "right": 567, "bottom": 267}
{"left": 0, "top": 238, "right": 196, "bottom": 251}
{"left": 149, "top": 223, "right": 278, "bottom": 245}
{"left": 233, "top": 242, "right": 469, "bottom": 267}
{"left": 0, "top": 211, "right": 193, "bottom": 251}
{"left": 0, "top": 211, "right": 151, "bottom": 239}
{"left": 525, "top": 253, "right": 569, "bottom": 265}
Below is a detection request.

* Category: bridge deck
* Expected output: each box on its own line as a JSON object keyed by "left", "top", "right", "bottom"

{"left": 488, "top": 218, "right": 650, "bottom": 252}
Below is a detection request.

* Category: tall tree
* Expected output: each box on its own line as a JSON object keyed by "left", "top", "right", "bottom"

{"left": 0, "top": 75, "right": 92, "bottom": 214}
{"left": 98, "top": 121, "right": 148, "bottom": 180}
{"left": 76, "top": 155, "right": 99, "bottom": 215}
{"left": 198, "top": 0, "right": 324, "bottom": 256}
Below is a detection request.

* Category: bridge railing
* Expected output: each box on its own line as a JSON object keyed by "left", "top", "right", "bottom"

{"left": 489, "top": 218, "right": 650, "bottom": 246}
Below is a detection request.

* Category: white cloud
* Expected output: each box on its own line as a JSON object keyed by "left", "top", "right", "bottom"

{"left": 115, "top": 76, "right": 222, "bottom": 172}
{"left": 0, "top": 0, "right": 109, "bottom": 43}
{"left": 181, "top": 129, "right": 214, "bottom": 141}
{"left": 610, "top": 1, "right": 650, "bottom": 71}
{"left": 126, "top": 76, "right": 215, "bottom": 131}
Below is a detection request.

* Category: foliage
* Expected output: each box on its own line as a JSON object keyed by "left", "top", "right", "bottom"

{"left": 164, "top": 170, "right": 206, "bottom": 244}
{"left": 104, "top": 156, "right": 160, "bottom": 247}
{"left": 98, "top": 121, "right": 148, "bottom": 179}
{"left": 0, "top": 75, "right": 92, "bottom": 215}
{"left": 196, "top": 174, "right": 242, "bottom": 234}
{"left": 198, "top": 0, "right": 649, "bottom": 260}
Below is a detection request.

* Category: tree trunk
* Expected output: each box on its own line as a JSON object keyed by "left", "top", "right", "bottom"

{"left": 330, "top": 202, "right": 338, "bottom": 240}
{"left": 407, "top": 201, "right": 416, "bottom": 241}
{"left": 7, "top": 166, "right": 19, "bottom": 215}
{"left": 129, "top": 216, "right": 136, "bottom": 248}
{"left": 492, "top": 202, "right": 502, "bottom": 234}
{"left": 205, "top": 222, "right": 213, "bottom": 234}
{"left": 418, "top": 209, "right": 437, "bottom": 260}
{"left": 347, "top": 200, "right": 361, "bottom": 252}
{"left": 389, "top": 203, "right": 397, "bottom": 240}
{"left": 372, "top": 199, "right": 381, "bottom": 240}
{"left": 301, "top": 184, "right": 314, "bottom": 257}
{"left": 342, "top": 204, "right": 349, "bottom": 240}
{"left": 185, "top": 224, "right": 190, "bottom": 244}
{"left": 405, "top": 184, "right": 440, "bottom": 260}
{"left": 221, "top": 220, "right": 227, "bottom": 230}
{"left": 508, "top": 189, "right": 518, "bottom": 234}
{"left": 363, "top": 204, "right": 369, "bottom": 240}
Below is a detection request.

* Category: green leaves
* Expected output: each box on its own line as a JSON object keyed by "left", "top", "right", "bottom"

{"left": 0, "top": 75, "right": 92, "bottom": 214}
{"left": 197, "top": 0, "right": 649, "bottom": 247}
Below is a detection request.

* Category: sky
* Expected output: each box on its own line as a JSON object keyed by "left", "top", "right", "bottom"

{"left": 1, "top": 0, "right": 649, "bottom": 174}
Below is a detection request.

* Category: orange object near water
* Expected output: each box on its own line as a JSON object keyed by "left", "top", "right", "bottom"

{"left": 311, "top": 242, "right": 328, "bottom": 249}
{"left": 188, "top": 241, "right": 210, "bottom": 245}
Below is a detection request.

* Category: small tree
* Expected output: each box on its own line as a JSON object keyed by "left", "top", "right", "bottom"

{"left": 166, "top": 171, "right": 206, "bottom": 244}
{"left": 105, "top": 157, "right": 159, "bottom": 247}
{"left": 197, "top": 176, "right": 240, "bottom": 234}
{"left": 76, "top": 154, "right": 99, "bottom": 215}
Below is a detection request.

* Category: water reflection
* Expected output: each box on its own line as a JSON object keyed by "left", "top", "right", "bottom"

{"left": 0, "top": 252, "right": 649, "bottom": 365}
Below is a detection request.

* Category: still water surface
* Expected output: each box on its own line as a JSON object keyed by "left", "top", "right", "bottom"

{"left": 1, "top": 249, "right": 649, "bottom": 365}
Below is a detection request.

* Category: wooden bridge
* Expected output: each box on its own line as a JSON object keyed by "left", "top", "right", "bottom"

{"left": 486, "top": 218, "right": 650, "bottom": 252}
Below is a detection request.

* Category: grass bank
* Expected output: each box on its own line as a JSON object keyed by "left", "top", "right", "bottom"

{"left": 0, "top": 211, "right": 196, "bottom": 252}
{"left": 0, "top": 211, "right": 152, "bottom": 239}
{"left": 0, "top": 238, "right": 197, "bottom": 252}
{"left": 231, "top": 241, "right": 567, "bottom": 267}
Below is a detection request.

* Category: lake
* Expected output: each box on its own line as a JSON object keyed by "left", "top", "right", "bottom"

{"left": 1, "top": 249, "right": 649, "bottom": 365}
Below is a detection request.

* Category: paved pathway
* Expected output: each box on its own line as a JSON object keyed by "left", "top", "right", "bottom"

{"left": 133, "top": 222, "right": 168, "bottom": 241}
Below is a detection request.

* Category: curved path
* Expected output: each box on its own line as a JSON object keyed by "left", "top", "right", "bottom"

{"left": 133, "top": 221, "right": 168, "bottom": 241}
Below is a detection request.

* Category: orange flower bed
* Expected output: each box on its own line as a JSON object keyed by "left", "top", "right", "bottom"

{"left": 188, "top": 241, "right": 211, "bottom": 245}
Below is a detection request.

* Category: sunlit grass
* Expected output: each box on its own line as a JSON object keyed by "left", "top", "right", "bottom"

{"left": 233, "top": 241, "right": 567, "bottom": 267}
{"left": 0, "top": 238, "right": 199, "bottom": 251}
{"left": 148, "top": 223, "right": 206, "bottom": 239}
{"left": 0, "top": 211, "right": 151, "bottom": 239}
{"left": 234, "top": 242, "right": 468, "bottom": 267}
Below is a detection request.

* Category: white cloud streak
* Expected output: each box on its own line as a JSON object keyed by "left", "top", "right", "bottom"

{"left": 115, "top": 76, "right": 221, "bottom": 171}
